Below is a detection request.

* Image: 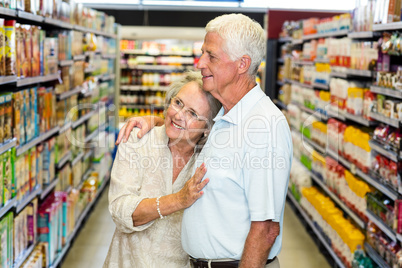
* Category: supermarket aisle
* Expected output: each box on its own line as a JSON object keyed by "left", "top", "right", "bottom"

{"left": 61, "top": 185, "right": 115, "bottom": 268}
{"left": 61, "top": 188, "right": 330, "bottom": 268}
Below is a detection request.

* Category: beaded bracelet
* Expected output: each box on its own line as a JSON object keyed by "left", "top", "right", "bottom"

{"left": 156, "top": 196, "right": 164, "bottom": 219}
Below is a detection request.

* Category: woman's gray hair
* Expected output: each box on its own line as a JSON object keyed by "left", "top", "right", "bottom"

{"left": 205, "top": 13, "right": 266, "bottom": 76}
{"left": 164, "top": 71, "right": 221, "bottom": 150}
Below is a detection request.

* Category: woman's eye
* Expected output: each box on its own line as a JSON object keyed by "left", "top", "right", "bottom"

{"left": 189, "top": 111, "right": 198, "bottom": 118}
{"left": 174, "top": 99, "right": 181, "bottom": 106}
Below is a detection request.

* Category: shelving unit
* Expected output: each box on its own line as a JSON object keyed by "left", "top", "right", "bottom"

{"left": 0, "top": 7, "right": 120, "bottom": 268}
{"left": 119, "top": 38, "right": 201, "bottom": 120}
{"left": 274, "top": 17, "right": 402, "bottom": 267}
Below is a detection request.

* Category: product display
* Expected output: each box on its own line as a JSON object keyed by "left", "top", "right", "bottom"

{"left": 119, "top": 39, "right": 200, "bottom": 120}
{"left": 0, "top": 6, "right": 118, "bottom": 268}
{"left": 275, "top": 7, "right": 402, "bottom": 268}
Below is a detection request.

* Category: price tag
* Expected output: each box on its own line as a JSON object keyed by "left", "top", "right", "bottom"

{"left": 350, "top": 163, "right": 357, "bottom": 175}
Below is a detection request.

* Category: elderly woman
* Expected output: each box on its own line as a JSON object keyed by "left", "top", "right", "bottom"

{"left": 103, "top": 71, "right": 221, "bottom": 268}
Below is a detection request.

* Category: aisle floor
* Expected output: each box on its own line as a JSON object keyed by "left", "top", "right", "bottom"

{"left": 61, "top": 187, "right": 330, "bottom": 268}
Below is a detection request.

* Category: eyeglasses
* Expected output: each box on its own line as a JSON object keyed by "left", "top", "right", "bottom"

{"left": 170, "top": 97, "right": 208, "bottom": 122}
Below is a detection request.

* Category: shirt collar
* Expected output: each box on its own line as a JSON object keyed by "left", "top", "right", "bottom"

{"left": 213, "top": 83, "right": 265, "bottom": 125}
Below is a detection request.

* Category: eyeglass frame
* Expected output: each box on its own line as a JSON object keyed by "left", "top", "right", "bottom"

{"left": 169, "top": 97, "right": 209, "bottom": 122}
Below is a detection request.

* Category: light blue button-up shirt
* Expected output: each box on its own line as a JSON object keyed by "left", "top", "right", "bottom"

{"left": 181, "top": 84, "right": 293, "bottom": 260}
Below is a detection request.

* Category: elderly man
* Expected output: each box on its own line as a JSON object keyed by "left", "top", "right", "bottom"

{"left": 116, "top": 13, "right": 292, "bottom": 268}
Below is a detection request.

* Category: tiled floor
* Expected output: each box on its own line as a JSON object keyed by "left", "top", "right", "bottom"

{"left": 61, "top": 186, "right": 330, "bottom": 268}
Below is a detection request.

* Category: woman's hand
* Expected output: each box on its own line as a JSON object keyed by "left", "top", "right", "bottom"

{"left": 176, "top": 164, "right": 209, "bottom": 209}
{"left": 116, "top": 116, "right": 164, "bottom": 145}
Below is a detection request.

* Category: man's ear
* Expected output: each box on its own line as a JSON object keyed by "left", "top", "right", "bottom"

{"left": 238, "top": 55, "right": 251, "bottom": 74}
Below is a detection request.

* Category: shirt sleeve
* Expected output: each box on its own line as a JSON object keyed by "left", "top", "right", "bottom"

{"left": 243, "top": 118, "right": 292, "bottom": 222}
{"left": 108, "top": 131, "right": 155, "bottom": 233}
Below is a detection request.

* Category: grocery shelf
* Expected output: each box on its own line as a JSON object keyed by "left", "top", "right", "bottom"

{"left": 302, "top": 30, "right": 349, "bottom": 40}
{"left": 49, "top": 241, "right": 71, "bottom": 268}
{"left": 40, "top": 178, "right": 59, "bottom": 200}
{"left": 347, "top": 31, "right": 380, "bottom": 39}
{"left": 277, "top": 81, "right": 284, "bottom": 87}
{"left": 0, "top": 75, "right": 17, "bottom": 85}
{"left": 72, "top": 152, "right": 85, "bottom": 166}
{"left": 303, "top": 137, "right": 326, "bottom": 155}
{"left": 330, "top": 72, "right": 348, "bottom": 78}
{"left": 289, "top": 79, "right": 314, "bottom": 89}
{"left": 44, "top": 17, "right": 73, "bottom": 29}
{"left": 291, "top": 39, "right": 303, "bottom": 45}
{"left": 364, "top": 242, "right": 391, "bottom": 268}
{"left": 327, "top": 148, "right": 399, "bottom": 201}
{"left": 292, "top": 60, "right": 314, "bottom": 66}
{"left": 72, "top": 111, "right": 95, "bottom": 129}
{"left": 312, "top": 83, "right": 329, "bottom": 90}
{"left": 277, "top": 58, "right": 284, "bottom": 64}
{"left": 85, "top": 129, "right": 99, "bottom": 143}
{"left": 14, "top": 243, "right": 35, "bottom": 268}
{"left": 16, "top": 126, "right": 60, "bottom": 156}
{"left": 287, "top": 192, "right": 346, "bottom": 268}
{"left": 0, "top": 7, "right": 16, "bottom": 17}
{"left": 123, "top": 64, "right": 189, "bottom": 71}
{"left": 369, "top": 112, "right": 400, "bottom": 128}
{"left": 309, "top": 171, "right": 365, "bottom": 228}
{"left": 59, "top": 122, "right": 72, "bottom": 134}
{"left": 102, "top": 54, "right": 117, "bottom": 59}
{"left": 16, "top": 186, "right": 41, "bottom": 214}
{"left": 326, "top": 149, "right": 351, "bottom": 169}
{"left": 358, "top": 170, "right": 398, "bottom": 201}
{"left": 327, "top": 108, "right": 347, "bottom": 121}
{"left": 17, "top": 11, "right": 43, "bottom": 23}
{"left": 278, "top": 37, "right": 292, "bottom": 43}
{"left": 121, "top": 104, "right": 165, "bottom": 110}
{"left": 120, "top": 85, "right": 170, "bottom": 91}
{"left": 56, "top": 86, "right": 83, "bottom": 100}
{"left": 343, "top": 112, "right": 376, "bottom": 127}
{"left": 370, "top": 85, "right": 402, "bottom": 99}
{"left": 273, "top": 99, "right": 288, "bottom": 110}
{"left": 314, "top": 58, "right": 330, "bottom": 64}
{"left": 59, "top": 60, "right": 74, "bottom": 67}
{"left": 373, "top": 22, "right": 402, "bottom": 31}
{"left": 56, "top": 152, "right": 72, "bottom": 169}
{"left": 0, "top": 138, "right": 16, "bottom": 156}
{"left": 16, "top": 73, "right": 59, "bottom": 87}
{"left": 299, "top": 105, "right": 328, "bottom": 121}
{"left": 333, "top": 69, "right": 373, "bottom": 78}
{"left": 368, "top": 140, "right": 399, "bottom": 162}
{"left": 366, "top": 209, "right": 396, "bottom": 242}
{"left": 0, "top": 198, "right": 16, "bottom": 219}
{"left": 101, "top": 73, "right": 116, "bottom": 81}
{"left": 73, "top": 55, "right": 86, "bottom": 61}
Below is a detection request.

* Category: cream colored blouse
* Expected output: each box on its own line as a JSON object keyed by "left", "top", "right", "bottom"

{"left": 103, "top": 126, "right": 195, "bottom": 268}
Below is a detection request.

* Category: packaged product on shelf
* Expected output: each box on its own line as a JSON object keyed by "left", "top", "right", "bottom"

{"left": 44, "top": 37, "right": 58, "bottom": 75}
{"left": 3, "top": 150, "right": 12, "bottom": 205}
{"left": 0, "top": 213, "right": 12, "bottom": 268}
{"left": 39, "top": 29, "right": 45, "bottom": 76}
{"left": 0, "top": 94, "right": 5, "bottom": 144}
{"left": 4, "top": 20, "right": 16, "bottom": 76}
{"left": 4, "top": 93, "right": 12, "bottom": 143}
{"left": 0, "top": 19, "right": 5, "bottom": 77}
{"left": 27, "top": 198, "right": 38, "bottom": 244}
{"left": 42, "top": 137, "right": 55, "bottom": 185}
{"left": 31, "top": 26, "right": 40, "bottom": 77}
{"left": 15, "top": 24, "right": 23, "bottom": 78}
{"left": 29, "top": 148, "right": 37, "bottom": 192}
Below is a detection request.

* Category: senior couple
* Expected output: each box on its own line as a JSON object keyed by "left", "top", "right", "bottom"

{"left": 104, "top": 13, "right": 292, "bottom": 268}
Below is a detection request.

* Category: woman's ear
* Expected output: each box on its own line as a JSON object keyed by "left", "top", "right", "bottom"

{"left": 238, "top": 55, "right": 251, "bottom": 75}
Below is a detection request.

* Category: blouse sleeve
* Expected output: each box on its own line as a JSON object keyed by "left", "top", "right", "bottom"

{"left": 108, "top": 131, "right": 155, "bottom": 233}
